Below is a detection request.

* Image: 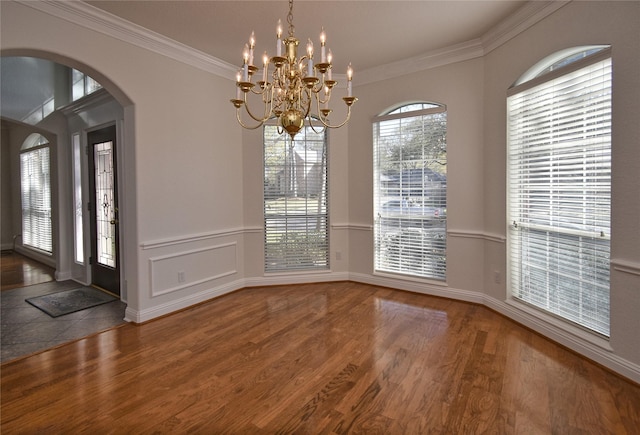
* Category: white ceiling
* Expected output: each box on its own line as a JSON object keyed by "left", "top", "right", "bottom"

{"left": 85, "top": 1, "right": 526, "bottom": 76}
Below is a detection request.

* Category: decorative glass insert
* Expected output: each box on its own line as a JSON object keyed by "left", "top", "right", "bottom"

{"left": 93, "top": 140, "right": 116, "bottom": 268}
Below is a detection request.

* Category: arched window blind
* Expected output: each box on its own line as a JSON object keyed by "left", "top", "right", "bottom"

{"left": 264, "top": 124, "right": 329, "bottom": 272}
{"left": 20, "top": 134, "right": 52, "bottom": 253}
{"left": 373, "top": 103, "right": 447, "bottom": 280}
{"left": 507, "top": 47, "right": 611, "bottom": 336}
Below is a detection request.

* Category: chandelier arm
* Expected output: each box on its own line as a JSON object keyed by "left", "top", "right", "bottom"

{"left": 307, "top": 117, "right": 323, "bottom": 135}
{"left": 235, "top": 108, "right": 265, "bottom": 130}
{"left": 301, "top": 88, "right": 312, "bottom": 119}
{"left": 249, "top": 84, "right": 270, "bottom": 95}
{"left": 317, "top": 105, "right": 354, "bottom": 129}
{"left": 243, "top": 89, "right": 275, "bottom": 123}
{"left": 317, "top": 85, "right": 332, "bottom": 105}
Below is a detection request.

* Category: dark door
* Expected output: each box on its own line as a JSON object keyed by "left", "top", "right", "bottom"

{"left": 88, "top": 125, "right": 120, "bottom": 296}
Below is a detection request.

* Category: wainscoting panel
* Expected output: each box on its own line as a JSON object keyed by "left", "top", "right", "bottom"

{"left": 149, "top": 242, "right": 237, "bottom": 297}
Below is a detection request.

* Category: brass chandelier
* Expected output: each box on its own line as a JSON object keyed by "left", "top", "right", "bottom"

{"left": 230, "top": 0, "right": 357, "bottom": 139}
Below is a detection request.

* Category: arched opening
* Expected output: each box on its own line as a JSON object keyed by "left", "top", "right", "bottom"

{"left": 1, "top": 50, "right": 136, "bottom": 361}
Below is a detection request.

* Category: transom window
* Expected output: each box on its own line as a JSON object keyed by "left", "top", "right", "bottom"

{"left": 263, "top": 124, "right": 329, "bottom": 272}
{"left": 507, "top": 46, "right": 612, "bottom": 336}
{"left": 373, "top": 102, "right": 447, "bottom": 280}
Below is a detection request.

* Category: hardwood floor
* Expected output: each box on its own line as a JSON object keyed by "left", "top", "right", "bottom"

{"left": 0, "top": 251, "right": 55, "bottom": 291}
{"left": 2, "top": 282, "right": 639, "bottom": 433}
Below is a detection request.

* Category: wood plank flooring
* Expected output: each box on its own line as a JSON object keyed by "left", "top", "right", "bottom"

{"left": 1, "top": 251, "right": 55, "bottom": 291}
{"left": 2, "top": 282, "right": 639, "bottom": 433}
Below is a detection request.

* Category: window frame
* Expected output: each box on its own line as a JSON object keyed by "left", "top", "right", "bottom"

{"left": 263, "top": 122, "right": 329, "bottom": 273}
{"left": 373, "top": 102, "right": 448, "bottom": 281}
{"left": 20, "top": 134, "right": 53, "bottom": 254}
{"left": 507, "top": 46, "right": 612, "bottom": 338}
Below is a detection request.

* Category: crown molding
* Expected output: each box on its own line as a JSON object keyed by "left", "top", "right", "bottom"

{"left": 481, "top": 0, "right": 571, "bottom": 54}
{"left": 357, "top": 38, "right": 485, "bottom": 86}
{"left": 18, "top": 0, "right": 570, "bottom": 85}
{"left": 17, "top": 0, "right": 237, "bottom": 79}
{"left": 357, "top": 1, "right": 571, "bottom": 84}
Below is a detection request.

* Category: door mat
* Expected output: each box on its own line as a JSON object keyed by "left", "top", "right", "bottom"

{"left": 26, "top": 287, "right": 117, "bottom": 317}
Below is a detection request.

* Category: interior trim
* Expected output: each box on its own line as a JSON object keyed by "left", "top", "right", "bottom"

{"left": 611, "top": 259, "right": 640, "bottom": 276}
{"left": 19, "top": 0, "right": 570, "bottom": 85}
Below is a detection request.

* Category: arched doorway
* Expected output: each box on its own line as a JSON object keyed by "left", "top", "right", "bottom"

{"left": 0, "top": 51, "right": 137, "bottom": 361}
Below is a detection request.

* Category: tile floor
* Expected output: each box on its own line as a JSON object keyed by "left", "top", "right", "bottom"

{"left": 1, "top": 280, "right": 127, "bottom": 363}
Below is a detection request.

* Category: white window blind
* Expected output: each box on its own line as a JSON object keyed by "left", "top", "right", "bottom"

{"left": 507, "top": 48, "right": 611, "bottom": 336}
{"left": 20, "top": 137, "right": 52, "bottom": 253}
{"left": 264, "top": 125, "right": 329, "bottom": 272}
{"left": 373, "top": 103, "right": 447, "bottom": 280}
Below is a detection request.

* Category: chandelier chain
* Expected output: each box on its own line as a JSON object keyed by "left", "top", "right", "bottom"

{"left": 287, "top": 0, "right": 295, "bottom": 36}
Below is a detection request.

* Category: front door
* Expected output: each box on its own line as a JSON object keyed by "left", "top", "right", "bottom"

{"left": 88, "top": 125, "right": 120, "bottom": 296}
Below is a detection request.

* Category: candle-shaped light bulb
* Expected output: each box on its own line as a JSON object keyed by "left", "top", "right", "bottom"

{"left": 249, "top": 31, "right": 255, "bottom": 65}
{"left": 307, "top": 39, "right": 314, "bottom": 77}
{"left": 242, "top": 44, "right": 249, "bottom": 64}
{"left": 236, "top": 70, "right": 242, "bottom": 99}
{"left": 242, "top": 44, "right": 249, "bottom": 81}
{"left": 307, "top": 38, "right": 314, "bottom": 58}
{"left": 347, "top": 63, "right": 353, "bottom": 97}
{"left": 262, "top": 51, "right": 269, "bottom": 82}
{"left": 324, "top": 85, "right": 329, "bottom": 109}
{"left": 320, "top": 27, "right": 327, "bottom": 62}
{"left": 276, "top": 19, "right": 283, "bottom": 57}
{"left": 327, "top": 49, "right": 333, "bottom": 79}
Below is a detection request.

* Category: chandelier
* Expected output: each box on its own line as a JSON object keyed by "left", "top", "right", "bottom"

{"left": 230, "top": 0, "right": 357, "bottom": 139}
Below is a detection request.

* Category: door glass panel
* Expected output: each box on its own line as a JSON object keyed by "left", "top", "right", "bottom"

{"left": 72, "top": 133, "right": 84, "bottom": 263}
{"left": 94, "top": 140, "right": 116, "bottom": 268}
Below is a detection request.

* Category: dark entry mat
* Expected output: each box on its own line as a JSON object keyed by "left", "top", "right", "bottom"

{"left": 26, "top": 287, "right": 117, "bottom": 317}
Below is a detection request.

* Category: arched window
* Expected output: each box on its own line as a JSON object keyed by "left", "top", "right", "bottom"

{"left": 20, "top": 133, "right": 52, "bottom": 253}
{"left": 507, "top": 46, "right": 611, "bottom": 336}
{"left": 263, "top": 124, "right": 328, "bottom": 272}
{"left": 373, "top": 102, "right": 447, "bottom": 280}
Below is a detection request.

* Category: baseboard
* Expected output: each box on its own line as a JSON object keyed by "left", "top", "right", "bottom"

{"left": 54, "top": 270, "right": 73, "bottom": 281}
{"left": 124, "top": 278, "right": 245, "bottom": 323}
{"left": 244, "top": 271, "right": 350, "bottom": 288}
{"left": 125, "top": 271, "right": 349, "bottom": 323}
{"left": 483, "top": 296, "right": 640, "bottom": 384}
{"left": 349, "top": 272, "right": 484, "bottom": 304}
